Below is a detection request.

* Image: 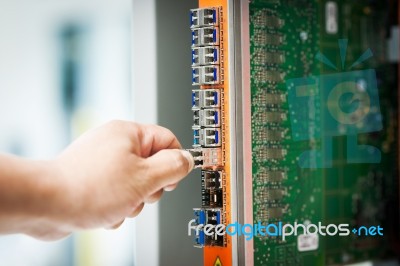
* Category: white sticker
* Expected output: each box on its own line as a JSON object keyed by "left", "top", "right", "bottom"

{"left": 325, "top": 2, "right": 338, "bottom": 34}
{"left": 297, "top": 234, "right": 319, "bottom": 252}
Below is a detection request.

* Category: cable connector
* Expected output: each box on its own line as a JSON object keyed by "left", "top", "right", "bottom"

{"left": 186, "top": 148, "right": 223, "bottom": 169}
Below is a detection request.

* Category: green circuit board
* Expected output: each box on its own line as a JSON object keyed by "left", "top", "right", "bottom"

{"left": 250, "top": 0, "right": 399, "bottom": 265}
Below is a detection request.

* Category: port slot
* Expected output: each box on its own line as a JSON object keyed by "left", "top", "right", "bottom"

{"left": 202, "top": 27, "right": 219, "bottom": 46}
{"left": 192, "top": 46, "right": 219, "bottom": 66}
{"left": 194, "top": 127, "right": 221, "bottom": 147}
{"left": 191, "top": 27, "right": 219, "bottom": 47}
{"left": 193, "top": 208, "right": 206, "bottom": 248}
{"left": 192, "top": 89, "right": 221, "bottom": 109}
{"left": 201, "top": 8, "right": 218, "bottom": 27}
{"left": 191, "top": 29, "right": 199, "bottom": 46}
{"left": 210, "top": 189, "right": 223, "bottom": 207}
{"left": 201, "top": 187, "right": 210, "bottom": 206}
{"left": 190, "top": 9, "right": 199, "bottom": 28}
{"left": 201, "top": 188, "right": 222, "bottom": 208}
{"left": 194, "top": 208, "right": 206, "bottom": 224}
{"left": 205, "top": 233, "right": 224, "bottom": 247}
{"left": 193, "top": 127, "right": 201, "bottom": 147}
{"left": 192, "top": 208, "right": 224, "bottom": 247}
{"left": 192, "top": 49, "right": 200, "bottom": 65}
{"left": 199, "top": 128, "right": 221, "bottom": 147}
{"left": 193, "top": 109, "right": 200, "bottom": 127}
{"left": 192, "top": 66, "right": 220, "bottom": 85}
{"left": 193, "top": 208, "right": 204, "bottom": 222}
{"left": 195, "top": 230, "right": 205, "bottom": 247}
{"left": 193, "top": 108, "right": 221, "bottom": 128}
{"left": 190, "top": 8, "right": 219, "bottom": 28}
{"left": 199, "top": 108, "right": 221, "bottom": 127}
{"left": 202, "top": 89, "right": 220, "bottom": 108}
{"left": 192, "top": 90, "right": 200, "bottom": 109}
{"left": 205, "top": 208, "right": 221, "bottom": 225}
{"left": 207, "top": 189, "right": 223, "bottom": 208}
{"left": 192, "top": 89, "right": 220, "bottom": 109}
{"left": 203, "top": 66, "right": 219, "bottom": 84}
{"left": 201, "top": 171, "right": 223, "bottom": 207}
{"left": 202, "top": 170, "right": 222, "bottom": 190}
{"left": 202, "top": 148, "right": 223, "bottom": 168}
{"left": 192, "top": 68, "right": 200, "bottom": 85}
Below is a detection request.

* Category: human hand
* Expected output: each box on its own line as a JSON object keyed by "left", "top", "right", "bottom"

{"left": 35, "top": 120, "right": 193, "bottom": 239}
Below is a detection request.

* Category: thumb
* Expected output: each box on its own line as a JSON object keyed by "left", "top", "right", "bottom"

{"left": 142, "top": 149, "right": 194, "bottom": 192}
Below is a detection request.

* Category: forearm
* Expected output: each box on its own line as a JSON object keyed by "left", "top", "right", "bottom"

{"left": 0, "top": 154, "right": 64, "bottom": 237}
{"left": 0, "top": 121, "right": 192, "bottom": 241}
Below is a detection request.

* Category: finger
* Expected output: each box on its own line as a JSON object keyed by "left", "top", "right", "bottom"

{"left": 30, "top": 230, "right": 71, "bottom": 241}
{"left": 139, "top": 124, "right": 182, "bottom": 157}
{"left": 142, "top": 149, "right": 194, "bottom": 193}
{"left": 164, "top": 183, "right": 178, "bottom": 192}
{"left": 107, "top": 219, "right": 125, "bottom": 230}
{"left": 145, "top": 189, "right": 163, "bottom": 203}
{"left": 128, "top": 202, "right": 145, "bottom": 218}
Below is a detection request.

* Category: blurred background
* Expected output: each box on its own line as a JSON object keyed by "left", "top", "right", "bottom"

{"left": 0, "top": 0, "right": 131, "bottom": 265}
{"left": 0, "top": 0, "right": 203, "bottom": 265}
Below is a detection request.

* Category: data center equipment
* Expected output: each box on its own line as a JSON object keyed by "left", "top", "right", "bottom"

{"left": 188, "top": 0, "right": 400, "bottom": 265}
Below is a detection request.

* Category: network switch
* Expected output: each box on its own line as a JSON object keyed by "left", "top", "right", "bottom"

{"left": 189, "top": 1, "right": 229, "bottom": 261}
{"left": 187, "top": 0, "right": 400, "bottom": 265}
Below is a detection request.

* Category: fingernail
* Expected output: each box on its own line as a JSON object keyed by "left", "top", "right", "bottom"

{"left": 163, "top": 185, "right": 176, "bottom": 192}
{"left": 181, "top": 150, "right": 194, "bottom": 173}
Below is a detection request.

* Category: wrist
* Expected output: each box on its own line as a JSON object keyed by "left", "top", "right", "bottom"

{"left": 0, "top": 155, "right": 69, "bottom": 236}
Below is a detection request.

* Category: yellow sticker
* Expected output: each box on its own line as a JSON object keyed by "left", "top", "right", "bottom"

{"left": 214, "top": 257, "right": 222, "bottom": 266}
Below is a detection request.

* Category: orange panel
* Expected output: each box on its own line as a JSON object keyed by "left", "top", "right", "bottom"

{"left": 197, "top": 0, "right": 233, "bottom": 265}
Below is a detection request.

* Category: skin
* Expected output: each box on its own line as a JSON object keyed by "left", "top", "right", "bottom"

{"left": 0, "top": 120, "right": 194, "bottom": 241}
